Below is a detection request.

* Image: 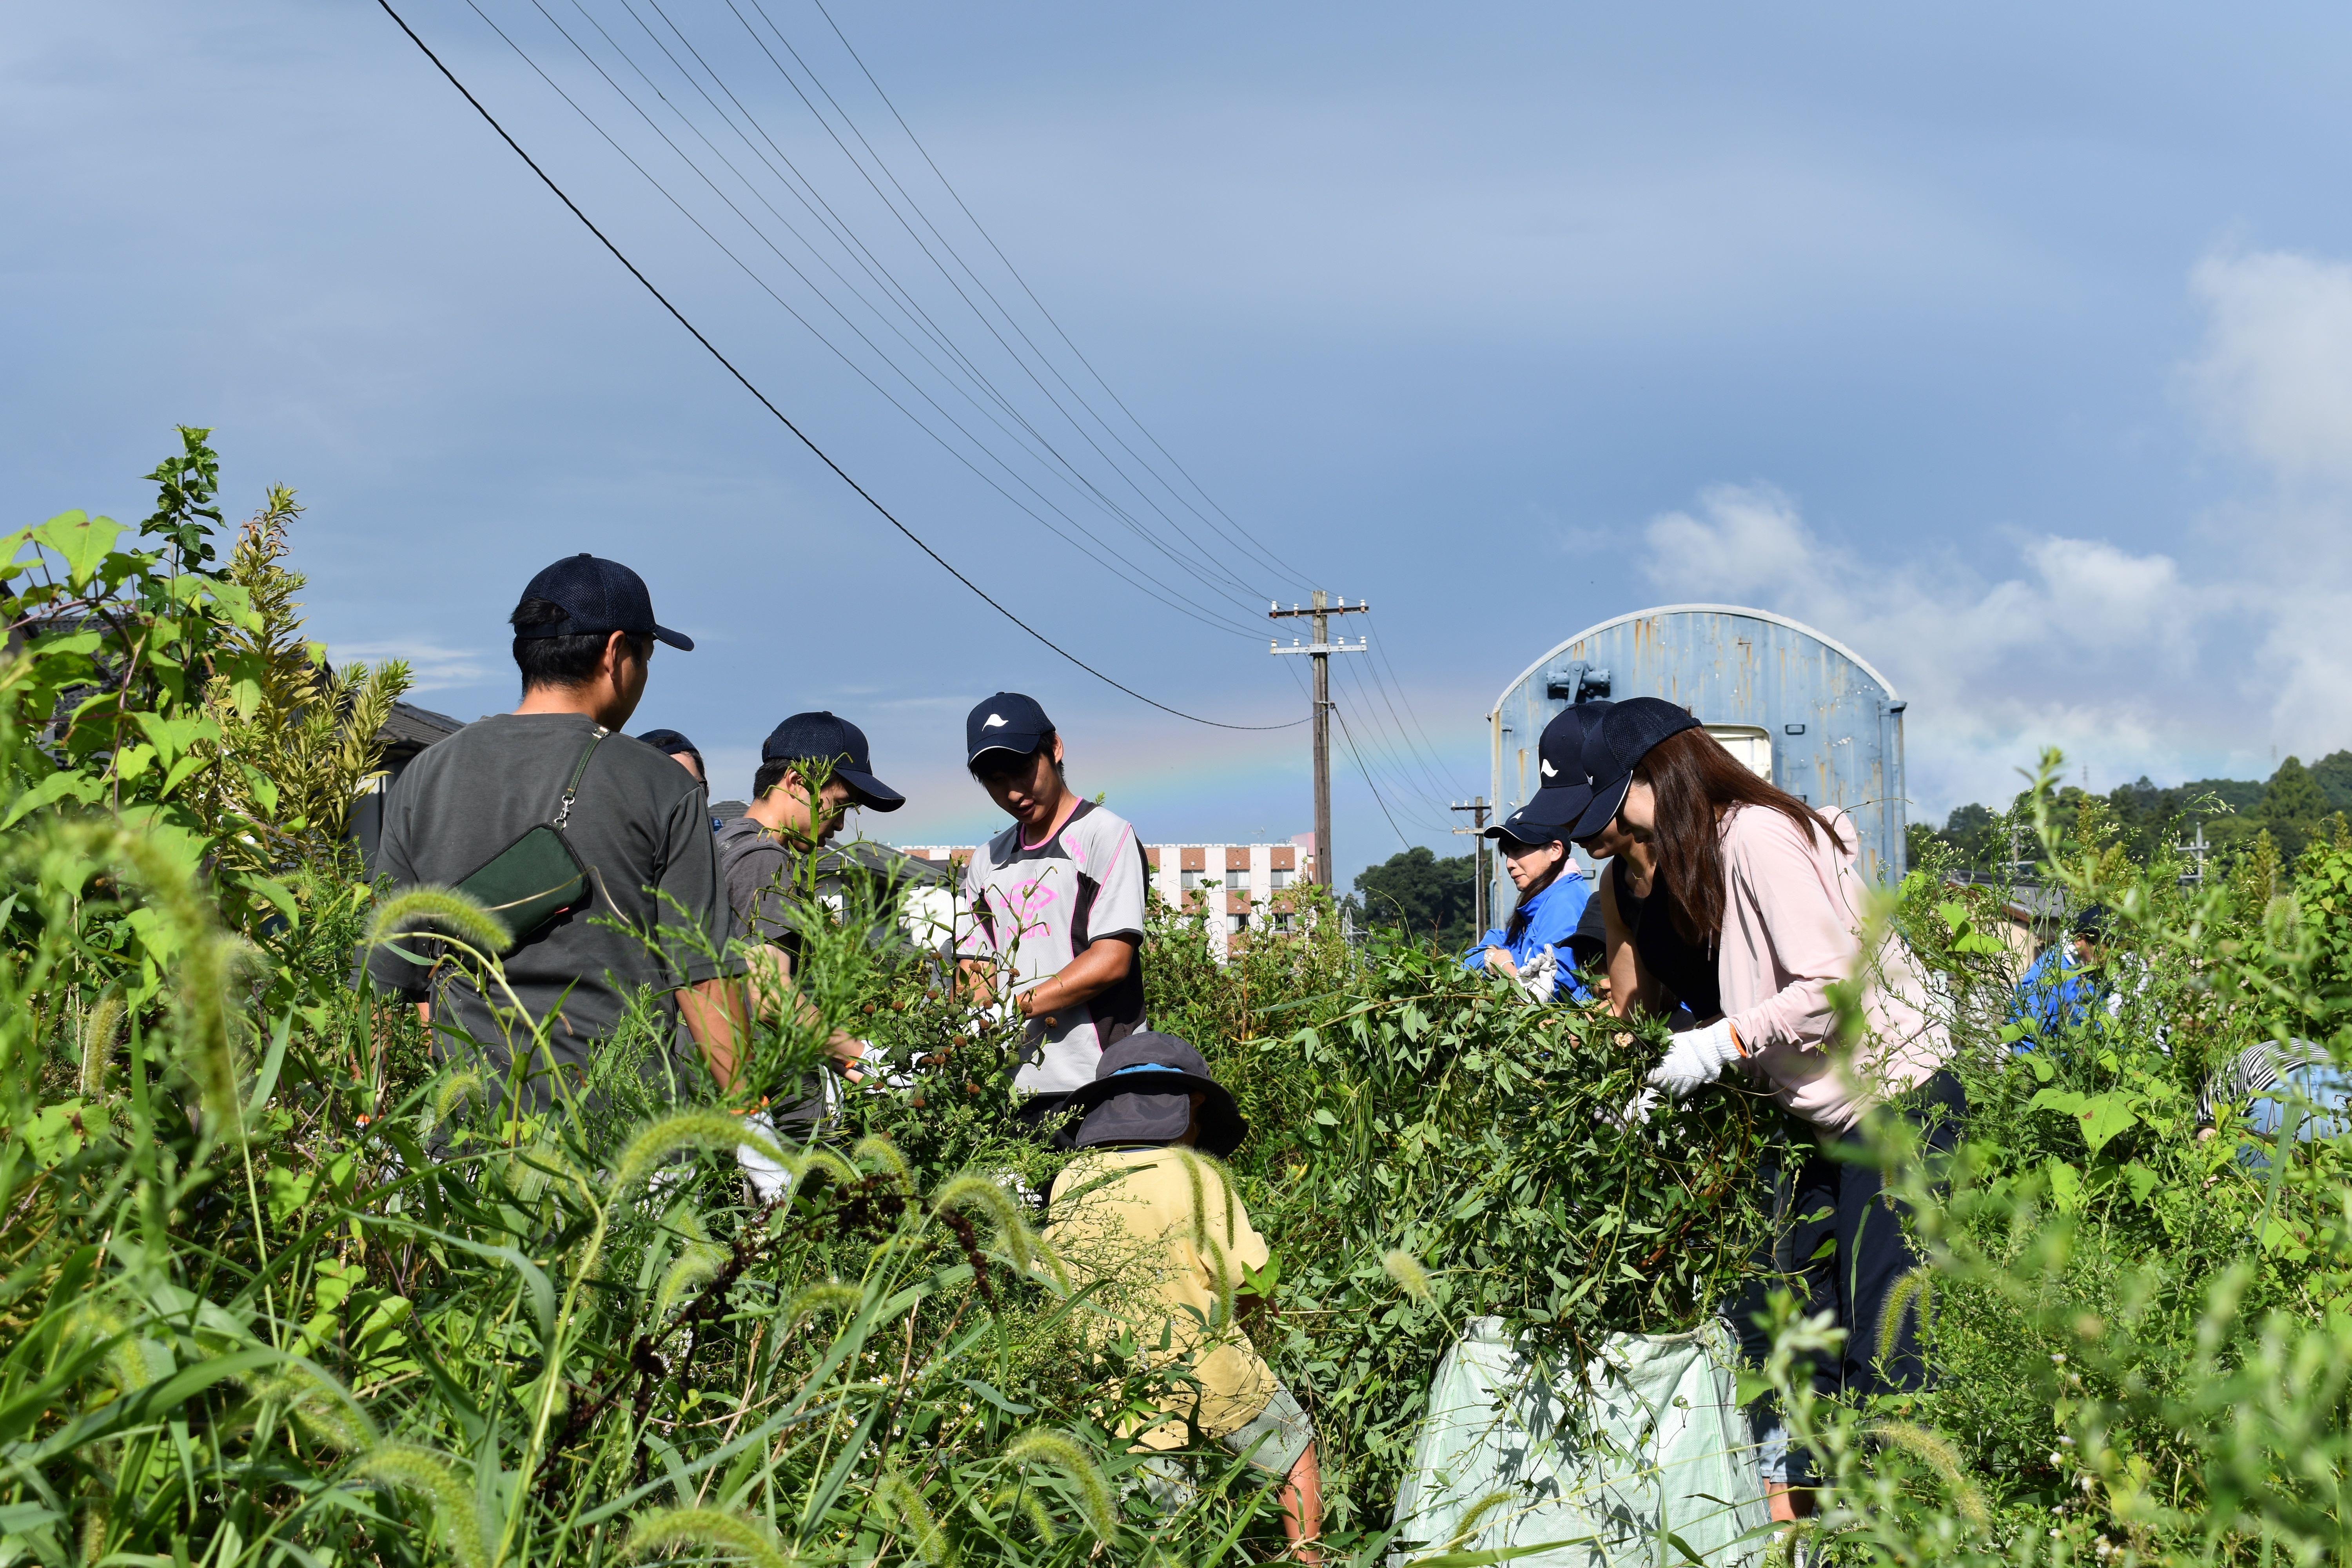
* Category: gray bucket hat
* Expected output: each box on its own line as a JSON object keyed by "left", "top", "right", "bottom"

{"left": 1065, "top": 1032, "right": 1246, "bottom": 1158}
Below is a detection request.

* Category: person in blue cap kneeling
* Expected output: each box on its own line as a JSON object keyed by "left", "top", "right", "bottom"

{"left": 1463, "top": 703, "right": 1605, "bottom": 1002}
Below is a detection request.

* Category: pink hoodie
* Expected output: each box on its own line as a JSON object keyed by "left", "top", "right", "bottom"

{"left": 1712, "top": 804, "right": 1952, "bottom": 1132}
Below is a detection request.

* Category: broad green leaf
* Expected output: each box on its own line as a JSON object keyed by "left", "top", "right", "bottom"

{"left": 131, "top": 710, "right": 218, "bottom": 763}
{"left": 0, "top": 768, "right": 102, "bottom": 830}
{"left": 33, "top": 509, "right": 122, "bottom": 587}
{"left": 2076, "top": 1093, "right": 2140, "bottom": 1154}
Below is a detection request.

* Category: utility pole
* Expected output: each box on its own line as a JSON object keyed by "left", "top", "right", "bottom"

{"left": 1270, "top": 591, "right": 1369, "bottom": 889}
{"left": 1451, "top": 797, "right": 1490, "bottom": 937}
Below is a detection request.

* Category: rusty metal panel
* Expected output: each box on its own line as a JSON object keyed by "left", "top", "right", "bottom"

{"left": 1486, "top": 605, "right": 1907, "bottom": 891}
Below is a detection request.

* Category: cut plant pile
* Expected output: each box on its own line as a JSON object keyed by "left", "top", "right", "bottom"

{"left": 3, "top": 435, "right": 2350, "bottom": 1567}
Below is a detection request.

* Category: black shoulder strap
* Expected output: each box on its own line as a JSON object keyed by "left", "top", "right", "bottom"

{"left": 552, "top": 727, "right": 609, "bottom": 829}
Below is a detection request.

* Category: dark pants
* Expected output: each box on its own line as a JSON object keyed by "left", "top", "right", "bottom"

{"left": 1735, "top": 1070, "right": 1965, "bottom": 1484}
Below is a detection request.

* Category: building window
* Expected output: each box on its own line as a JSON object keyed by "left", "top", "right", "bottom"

{"left": 1227, "top": 913, "right": 1248, "bottom": 934}
{"left": 1273, "top": 912, "right": 1295, "bottom": 932}
{"left": 1268, "top": 868, "right": 1291, "bottom": 889}
{"left": 1180, "top": 869, "right": 1200, "bottom": 891}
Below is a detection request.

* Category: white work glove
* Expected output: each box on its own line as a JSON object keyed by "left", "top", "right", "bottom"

{"left": 1606, "top": 1087, "right": 1661, "bottom": 1128}
{"left": 738, "top": 1110, "right": 794, "bottom": 1206}
{"left": 1646, "top": 1020, "right": 1742, "bottom": 1099}
{"left": 1515, "top": 945, "right": 1558, "bottom": 1005}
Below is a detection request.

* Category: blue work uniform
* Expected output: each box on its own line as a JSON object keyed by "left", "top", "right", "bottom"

{"left": 2008, "top": 947, "right": 2113, "bottom": 1051}
{"left": 1464, "top": 871, "right": 1593, "bottom": 1003}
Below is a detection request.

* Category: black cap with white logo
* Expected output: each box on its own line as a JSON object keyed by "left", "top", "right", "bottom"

{"left": 965, "top": 691, "right": 1054, "bottom": 764}
{"left": 1485, "top": 701, "right": 1611, "bottom": 844}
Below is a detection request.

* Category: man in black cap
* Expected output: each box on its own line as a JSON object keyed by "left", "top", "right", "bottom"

{"left": 1045, "top": 1033, "right": 1323, "bottom": 1560}
{"left": 715, "top": 713, "right": 904, "bottom": 1180}
{"left": 367, "top": 553, "right": 746, "bottom": 1115}
{"left": 955, "top": 691, "right": 1151, "bottom": 1141}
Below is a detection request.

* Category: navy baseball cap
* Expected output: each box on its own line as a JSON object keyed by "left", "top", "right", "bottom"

{"left": 965, "top": 691, "right": 1054, "bottom": 765}
{"left": 1486, "top": 701, "right": 1610, "bottom": 842}
{"left": 1570, "top": 696, "right": 1702, "bottom": 841}
{"left": 635, "top": 728, "right": 704, "bottom": 773}
{"left": 761, "top": 711, "right": 904, "bottom": 811}
{"left": 515, "top": 553, "right": 693, "bottom": 651}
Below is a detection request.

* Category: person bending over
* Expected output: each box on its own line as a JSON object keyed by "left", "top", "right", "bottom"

{"left": 717, "top": 712, "right": 905, "bottom": 1192}
{"left": 1046, "top": 1034, "right": 1323, "bottom": 1562}
{"left": 1560, "top": 697, "right": 1956, "bottom": 1519}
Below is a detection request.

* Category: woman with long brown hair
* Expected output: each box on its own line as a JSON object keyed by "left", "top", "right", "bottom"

{"left": 1563, "top": 697, "right": 1958, "bottom": 1514}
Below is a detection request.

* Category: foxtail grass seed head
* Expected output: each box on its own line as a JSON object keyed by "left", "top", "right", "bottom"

{"left": 873, "top": 1472, "right": 947, "bottom": 1566}
{"left": 931, "top": 1172, "right": 1038, "bottom": 1274}
{"left": 783, "top": 1281, "right": 862, "bottom": 1334}
{"left": 1004, "top": 1428, "right": 1116, "bottom": 1543}
{"left": 622, "top": 1507, "right": 797, "bottom": 1568}
{"left": 852, "top": 1134, "right": 911, "bottom": 1186}
{"left": 1383, "top": 1248, "right": 1434, "bottom": 1304}
{"left": 1869, "top": 1420, "right": 1990, "bottom": 1529}
{"left": 366, "top": 883, "right": 512, "bottom": 961}
{"left": 79, "top": 991, "right": 122, "bottom": 1098}
{"left": 352, "top": 1443, "right": 492, "bottom": 1568}
{"left": 613, "top": 1110, "right": 782, "bottom": 1195}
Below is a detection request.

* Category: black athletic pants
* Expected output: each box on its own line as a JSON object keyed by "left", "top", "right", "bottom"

{"left": 1737, "top": 1069, "right": 1966, "bottom": 1484}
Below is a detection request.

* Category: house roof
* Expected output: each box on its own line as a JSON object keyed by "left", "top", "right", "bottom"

{"left": 379, "top": 701, "right": 466, "bottom": 754}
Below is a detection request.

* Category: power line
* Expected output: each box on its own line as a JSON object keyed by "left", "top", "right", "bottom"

{"left": 1360, "top": 612, "right": 1466, "bottom": 800}
{"left": 710, "top": 0, "right": 1274, "bottom": 610}
{"left": 375, "top": 0, "right": 1303, "bottom": 732}
{"left": 798, "top": 0, "right": 1313, "bottom": 595}
{"left": 1336, "top": 650, "right": 1457, "bottom": 812}
{"left": 1331, "top": 701, "right": 1414, "bottom": 854}
{"left": 493, "top": 0, "right": 1273, "bottom": 641}
{"left": 1329, "top": 656, "right": 1453, "bottom": 820}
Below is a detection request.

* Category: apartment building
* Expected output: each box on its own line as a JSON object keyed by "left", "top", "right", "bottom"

{"left": 894, "top": 836, "right": 1313, "bottom": 960}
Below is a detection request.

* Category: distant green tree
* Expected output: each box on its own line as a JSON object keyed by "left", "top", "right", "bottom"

{"left": 2263, "top": 755, "right": 2330, "bottom": 859}
{"left": 2308, "top": 749, "right": 2352, "bottom": 814}
{"left": 1351, "top": 846, "right": 1478, "bottom": 950}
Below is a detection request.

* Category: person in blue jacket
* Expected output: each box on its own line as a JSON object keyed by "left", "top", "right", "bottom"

{"left": 1463, "top": 703, "right": 1607, "bottom": 1003}
{"left": 2009, "top": 905, "right": 2114, "bottom": 1051}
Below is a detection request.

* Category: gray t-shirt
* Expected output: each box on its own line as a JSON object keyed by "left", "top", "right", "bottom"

{"left": 366, "top": 712, "right": 739, "bottom": 1109}
{"left": 717, "top": 816, "right": 817, "bottom": 957}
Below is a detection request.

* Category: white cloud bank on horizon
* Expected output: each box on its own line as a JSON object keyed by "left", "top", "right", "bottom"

{"left": 1637, "top": 248, "right": 2352, "bottom": 822}
{"left": 329, "top": 641, "right": 488, "bottom": 698}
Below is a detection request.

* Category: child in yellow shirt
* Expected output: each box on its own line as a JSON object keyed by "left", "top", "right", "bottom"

{"left": 1045, "top": 1034, "right": 1322, "bottom": 1561}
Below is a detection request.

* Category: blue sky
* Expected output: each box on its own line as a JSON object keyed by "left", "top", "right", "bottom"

{"left": 11, "top": 2, "right": 2352, "bottom": 875}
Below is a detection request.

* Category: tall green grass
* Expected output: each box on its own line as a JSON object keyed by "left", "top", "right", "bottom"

{"left": 6, "top": 437, "right": 2352, "bottom": 1566}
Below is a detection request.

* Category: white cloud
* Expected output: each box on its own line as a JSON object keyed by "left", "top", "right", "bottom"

{"left": 1637, "top": 484, "right": 2213, "bottom": 815}
{"left": 329, "top": 641, "right": 487, "bottom": 696}
{"left": 1623, "top": 246, "right": 2352, "bottom": 820}
{"left": 2191, "top": 251, "right": 2352, "bottom": 487}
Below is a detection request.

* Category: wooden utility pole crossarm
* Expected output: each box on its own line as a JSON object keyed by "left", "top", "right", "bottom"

{"left": 1270, "top": 591, "right": 1370, "bottom": 890}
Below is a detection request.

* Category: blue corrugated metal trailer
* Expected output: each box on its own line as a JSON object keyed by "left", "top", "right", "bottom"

{"left": 1487, "top": 604, "right": 1908, "bottom": 907}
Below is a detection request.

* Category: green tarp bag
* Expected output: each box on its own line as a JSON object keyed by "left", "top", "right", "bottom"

{"left": 452, "top": 728, "right": 607, "bottom": 955}
{"left": 1390, "top": 1316, "right": 1770, "bottom": 1567}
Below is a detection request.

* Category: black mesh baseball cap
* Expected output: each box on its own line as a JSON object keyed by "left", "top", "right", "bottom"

{"left": 1568, "top": 696, "right": 1702, "bottom": 841}
{"left": 965, "top": 691, "right": 1054, "bottom": 764}
{"left": 515, "top": 553, "right": 693, "bottom": 651}
{"left": 761, "top": 711, "right": 904, "bottom": 811}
